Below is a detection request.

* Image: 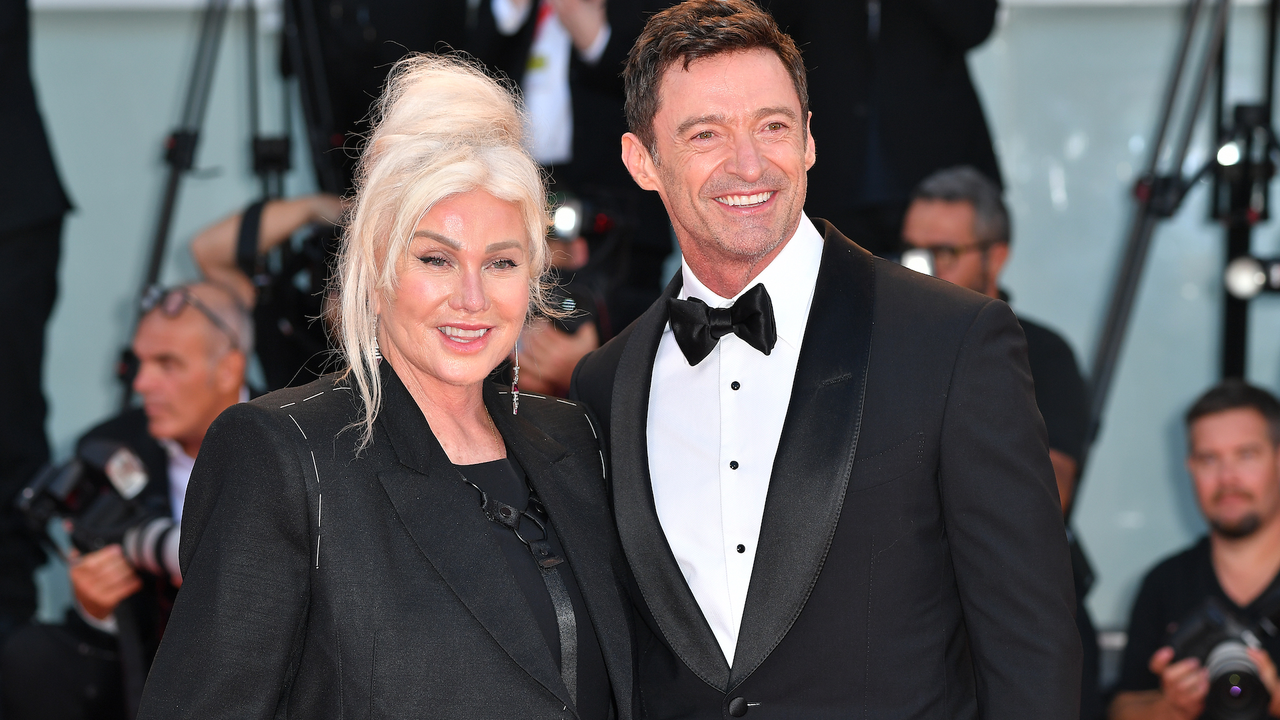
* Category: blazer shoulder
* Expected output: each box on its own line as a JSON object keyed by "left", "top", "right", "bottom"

{"left": 246, "top": 373, "right": 362, "bottom": 434}
{"left": 501, "top": 389, "right": 604, "bottom": 457}
{"left": 868, "top": 255, "right": 1016, "bottom": 339}
{"left": 569, "top": 319, "right": 637, "bottom": 419}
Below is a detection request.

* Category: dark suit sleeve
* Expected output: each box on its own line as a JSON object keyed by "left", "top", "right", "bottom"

{"left": 137, "top": 404, "right": 312, "bottom": 720}
{"left": 937, "top": 300, "right": 1081, "bottom": 719}
{"left": 899, "top": 0, "right": 997, "bottom": 51}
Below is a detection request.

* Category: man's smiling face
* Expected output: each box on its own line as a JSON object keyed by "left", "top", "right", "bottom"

{"left": 627, "top": 48, "right": 815, "bottom": 275}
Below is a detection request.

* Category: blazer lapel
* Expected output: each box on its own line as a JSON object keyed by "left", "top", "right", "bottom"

{"left": 490, "top": 387, "right": 634, "bottom": 717}
{"left": 728, "top": 222, "right": 877, "bottom": 688}
{"left": 610, "top": 273, "right": 734, "bottom": 690}
{"left": 373, "top": 367, "right": 575, "bottom": 712}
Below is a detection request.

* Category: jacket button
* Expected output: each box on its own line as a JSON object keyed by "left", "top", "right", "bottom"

{"left": 727, "top": 697, "right": 748, "bottom": 717}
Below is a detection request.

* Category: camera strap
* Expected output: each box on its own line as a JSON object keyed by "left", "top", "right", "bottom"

{"left": 235, "top": 199, "right": 268, "bottom": 277}
{"left": 457, "top": 472, "right": 578, "bottom": 709}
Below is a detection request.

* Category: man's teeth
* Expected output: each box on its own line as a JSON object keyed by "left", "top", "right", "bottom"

{"left": 440, "top": 326, "right": 488, "bottom": 342}
{"left": 716, "top": 192, "right": 773, "bottom": 207}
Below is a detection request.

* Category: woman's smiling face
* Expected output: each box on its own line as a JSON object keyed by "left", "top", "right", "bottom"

{"left": 377, "top": 189, "right": 531, "bottom": 392}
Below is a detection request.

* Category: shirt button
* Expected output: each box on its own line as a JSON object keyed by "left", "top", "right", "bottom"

{"left": 731, "top": 381, "right": 741, "bottom": 391}
{"left": 737, "top": 544, "right": 746, "bottom": 553}
{"left": 729, "top": 460, "right": 739, "bottom": 470}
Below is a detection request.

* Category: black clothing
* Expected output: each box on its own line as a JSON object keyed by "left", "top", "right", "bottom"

{"left": 0, "top": 0, "right": 71, "bottom": 236}
{"left": 137, "top": 366, "right": 634, "bottom": 720}
{"left": 1116, "top": 537, "right": 1280, "bottom": 696}
{"left": 2, "top": 409, "right": 176, "bottom": 720}
{"left": 1, "top": 611, "right": 127, "bottom": 720}
{"left": 1020, "top": 315, "right": 1089, "bottom": 467}
{"left": 571, "top": 219, "right": 1081, "bottom": 719}
{"left": 0, "top": 0, "right": 71, "bottom": 632}
{"left": 0, "top": 218, "right": 61, "bottom": 624}
{"left": 456, "top": 457, "right": 611, "bottom": 720}
{"left": 1014, "top": 310, "right": 1096, "bottom": 719}
{"left": 765, "top": 0, "right": 1002, "bottom": 255}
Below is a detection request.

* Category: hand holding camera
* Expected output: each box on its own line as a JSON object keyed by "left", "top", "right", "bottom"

{"left": 68, "top": 544, "right": 142, "bottom": 621}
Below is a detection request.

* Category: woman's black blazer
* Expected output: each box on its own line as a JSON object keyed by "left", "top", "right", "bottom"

{"left": 136, "top": 366, "right": 634, "bottom": 720}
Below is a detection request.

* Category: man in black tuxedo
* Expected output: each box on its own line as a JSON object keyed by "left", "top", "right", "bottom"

{"left": 569, "top": 1, "right": 1080, "bottom": 717}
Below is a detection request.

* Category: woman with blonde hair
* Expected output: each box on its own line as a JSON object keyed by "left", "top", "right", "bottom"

{"left": 136, "top": 55, "right": 632, "bottom": 720}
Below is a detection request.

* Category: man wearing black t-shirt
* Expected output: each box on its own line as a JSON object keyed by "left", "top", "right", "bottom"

{"left": 1111, "top": 380, "right": 1280, "bottom": 720}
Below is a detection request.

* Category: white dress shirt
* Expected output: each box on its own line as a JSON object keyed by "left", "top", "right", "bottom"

{"left": 647, "top": 215, "right": 825, "bottom": 666}
{"left": 491, "top": 0, "right": 611, "bottom": 165}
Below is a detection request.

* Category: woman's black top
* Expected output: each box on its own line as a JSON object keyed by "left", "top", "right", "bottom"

{"left": 456, "top": 456, "right": 611, "bottom": 720}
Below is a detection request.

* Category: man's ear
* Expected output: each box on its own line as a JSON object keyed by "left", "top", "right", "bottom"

{"left": 987, "top": 242, "right": 1011, "bottom": 280}
{"left": 804, "top": 111, "right": 816, "bottom": 170}
{"left": 215, "top": 350, "right": 246, "bottom": 395}
{"left": 621, "top": 133, "right": 662, "bottom": 193}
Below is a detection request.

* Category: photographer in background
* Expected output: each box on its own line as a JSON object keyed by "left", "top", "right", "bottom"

{"left": 1, "top": 282, "right": 249, "bottom": 720}
{"left": 190, "top": 193, "right": 343, "bottom": 390}
{"left": 1110, "top": 381, "right": 1280, "bottom": 720}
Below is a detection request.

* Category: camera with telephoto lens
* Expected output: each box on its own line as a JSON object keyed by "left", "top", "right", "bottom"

{"left": 1168, "top": 596, "right": 1276, "bottom": 720}
{"left": 16, "top": 439, "right": 159, "bottom": 553}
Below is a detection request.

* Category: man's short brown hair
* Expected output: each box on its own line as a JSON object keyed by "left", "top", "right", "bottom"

{"left": 623, "top": 0, "right": 808, "bottom": 156}
{"left": 1186, "top": 379, "right": 1280, "bottom": 447}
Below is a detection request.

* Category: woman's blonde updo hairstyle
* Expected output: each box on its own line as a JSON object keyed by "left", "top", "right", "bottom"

{"left": 333, "top": 54, "right": 552, "bottom": 450}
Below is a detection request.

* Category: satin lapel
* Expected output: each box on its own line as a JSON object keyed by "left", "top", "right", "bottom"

{"left": 610, "top": 273, "right": 733, "bottom": 690}
{"left": 728, "top": 223, "right": 876, "bottom": 688}
{"left": 490, "top": 388, "right": 634, "bottom": 714}
{"left": 373, "top": 369, "right": 574, "bottom": 711}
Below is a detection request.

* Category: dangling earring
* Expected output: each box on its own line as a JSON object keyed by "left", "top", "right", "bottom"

{"left": 511, "top": 347, "right": 520, "bottom": 415}
{"left": 373, "top": 317, "right": 382, "bottom": 363}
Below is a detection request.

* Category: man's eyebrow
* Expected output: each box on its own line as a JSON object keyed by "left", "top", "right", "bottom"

{"left": 412, "top": 230, "right": 460, "bottom": 249}
{"left": 675, "top": 107, "right": 799, "bottom": 137}
{"left": 756, "top": 106, "right": 799, "bottom": 122}
{"left": 676, "top": 113, "right": 727, "bottom": 137}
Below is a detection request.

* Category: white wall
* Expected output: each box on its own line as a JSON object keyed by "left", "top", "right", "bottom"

{"left": 26, "top": 2, "right": 1280, "bottom": 628}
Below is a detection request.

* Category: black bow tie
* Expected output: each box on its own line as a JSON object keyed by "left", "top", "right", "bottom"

{"left": 667, "top": 283, "right": 778, "bottom": 366}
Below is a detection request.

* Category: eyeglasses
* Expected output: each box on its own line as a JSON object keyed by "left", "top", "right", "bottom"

{"left": 902, "top": 241, "right": 993, "bottom": 271}
{"left": 140, "top": 285, "right": 242, "bottom": 351}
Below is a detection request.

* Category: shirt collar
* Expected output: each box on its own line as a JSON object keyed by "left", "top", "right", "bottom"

{"left": 679, "top": 213, "right": 825, "bottom": 350}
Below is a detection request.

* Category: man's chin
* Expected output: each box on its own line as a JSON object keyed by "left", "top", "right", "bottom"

{"left": 1211, "top": 514, "right": 1262, "bottom": 539}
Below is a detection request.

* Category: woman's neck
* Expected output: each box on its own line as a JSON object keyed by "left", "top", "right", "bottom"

{"left": 387, "top": 357, "right": 506, "bottom": 465}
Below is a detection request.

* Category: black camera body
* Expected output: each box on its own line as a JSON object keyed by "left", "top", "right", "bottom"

{"left": 16, "top": 439, "right": 157, "bottom": 553}
{"left": 1169, "top": 596, "right": 1274, "bottom": 720}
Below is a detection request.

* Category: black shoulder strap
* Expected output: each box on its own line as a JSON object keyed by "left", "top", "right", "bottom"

{"left": 236, "top": 199, "right": 268, "bottom": 277}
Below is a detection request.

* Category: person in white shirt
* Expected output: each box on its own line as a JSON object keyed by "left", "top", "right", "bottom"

{"left": 569, "top": 1, "right": 1082, "bottom": 718}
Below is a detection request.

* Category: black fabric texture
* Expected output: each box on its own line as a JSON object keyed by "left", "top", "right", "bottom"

{"left": 137, "top": 366, "right": 634, "bottom": 720}
{"left": 0, "top": 0, "right": 72, "bottom": 236}
{"left": 1115, "top": 537, "right": 1280, "bottom": 697}
{"left": 1, "top": 610, "right": 127, "bottom": 720}
{"left": 1019, "top": 315, "right": 1089, "bottom": 465}
{"left": 456, "top": 457, "right": 611, "bottom": 720}
{"left": 0, "top": 217, "right": 62, "bottom": 621}
{"left": 571, "top": 219, "right": 1080, "bottom": 719}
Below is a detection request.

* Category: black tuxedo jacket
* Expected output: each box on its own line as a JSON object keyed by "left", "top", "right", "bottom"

{"left": 570, "top": 221, "right": 1080, "bottom": 719}
{"left": 137, "top": 367, "right": 634, "bottom": 719}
